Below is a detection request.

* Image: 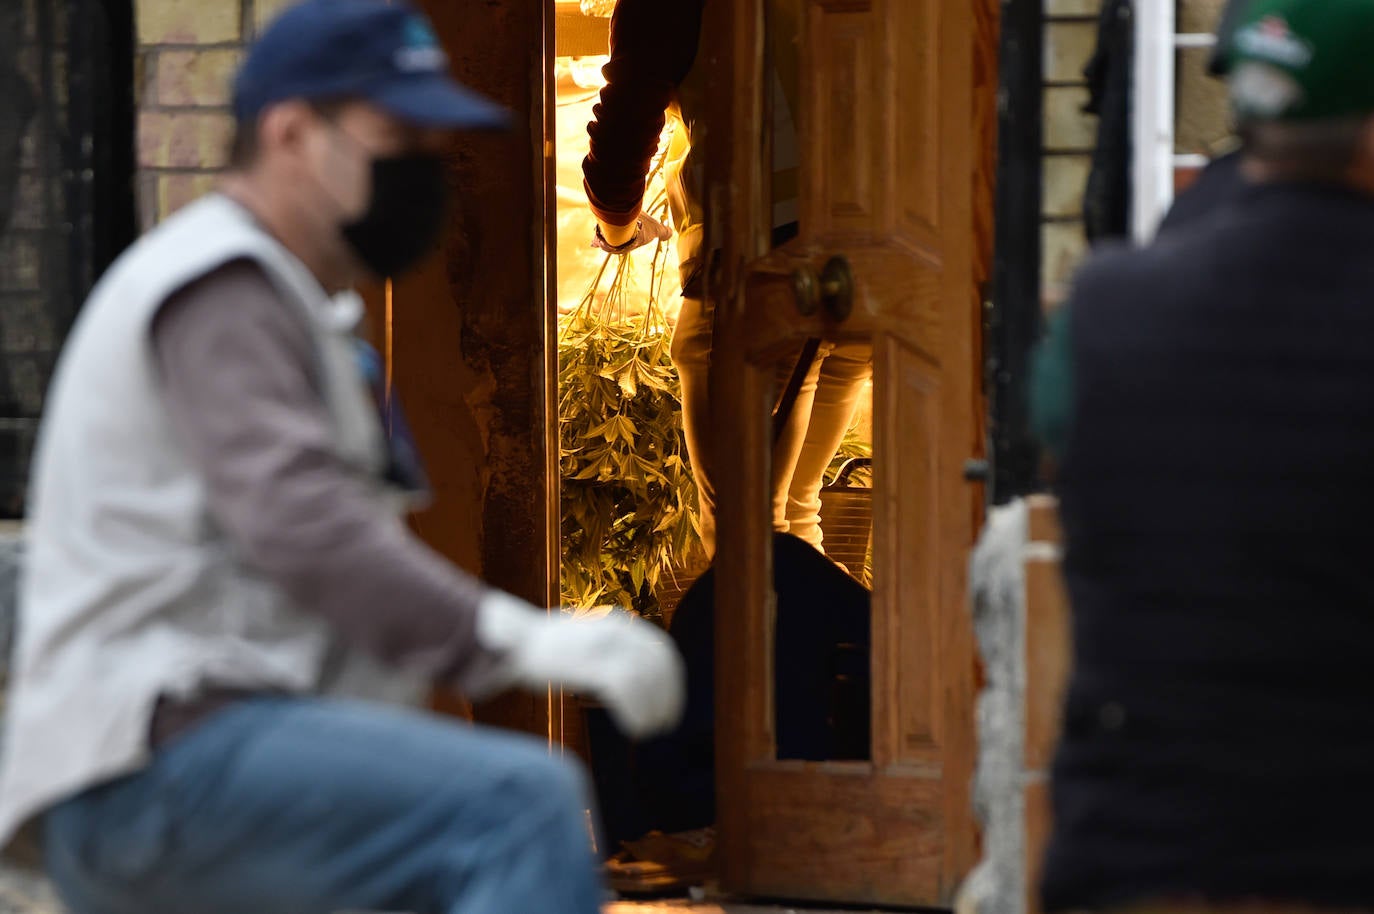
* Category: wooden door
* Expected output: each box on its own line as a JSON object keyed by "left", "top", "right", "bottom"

{"left": 702, "top": 0, "right": 996, "bottom": 906}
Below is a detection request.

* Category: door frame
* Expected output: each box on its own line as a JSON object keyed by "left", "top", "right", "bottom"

{"left": 380, "top": 0, "right": 561, "bottom": 737}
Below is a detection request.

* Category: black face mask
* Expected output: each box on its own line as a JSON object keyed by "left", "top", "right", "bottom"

{"left": 341, "top": 154, "right": 448, "bottom": 278}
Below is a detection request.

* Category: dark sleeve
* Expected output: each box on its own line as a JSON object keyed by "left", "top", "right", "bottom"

{"left": 151, "top": 260, "right": 498, "bottom": 688}
{"left": 582, "top": 0, "right": 704, "bottom": 226}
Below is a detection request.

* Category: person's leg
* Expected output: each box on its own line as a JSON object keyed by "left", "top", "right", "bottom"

{"left": 44, "top": 696, "right": 602, "bottom": 914}
{"left": 771, "top": 342, "right": 828, "bottom": 534}
{"left": 784, "top": 341, "right": 872, "bottom": 551}
{"left": 670, "top": 295, "right": 717, "bottom": 556}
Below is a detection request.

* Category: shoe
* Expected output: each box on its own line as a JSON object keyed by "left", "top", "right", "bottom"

{"left": 605, "top": 827, "right": 716, "bottom": 897}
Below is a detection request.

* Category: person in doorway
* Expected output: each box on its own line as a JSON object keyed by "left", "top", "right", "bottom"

{"left": 583, "top": 0, "right": 873, "bottom": 561}
{"left": 0, "top": 2, "right": 685, "bottom": 912}
{"left": 1032, "top": 0, "right": 1374, "bottom": 908}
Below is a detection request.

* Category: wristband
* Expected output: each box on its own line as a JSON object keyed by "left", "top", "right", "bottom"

{"left": 596, "top": 220, "right": 641, "bottom": 254}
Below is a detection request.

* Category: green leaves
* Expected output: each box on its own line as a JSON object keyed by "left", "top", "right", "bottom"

{"left": 558, "top": 246, "right": 703, "bottom": 625}
{"left": 558, "top": 170, "right": 701, "bottom": 623}
{"left": 617, "top": 364, "right": 639, "bottom": 399}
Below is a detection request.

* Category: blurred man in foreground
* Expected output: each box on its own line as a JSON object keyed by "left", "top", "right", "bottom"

{"left": 1034, "top": 0, "right": 1374, "bottom": 908}
{"left": 0, "top": 2, "right": 683, "bottom": 912}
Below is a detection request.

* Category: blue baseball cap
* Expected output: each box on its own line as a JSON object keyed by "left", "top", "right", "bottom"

{"left": 233, "top": 0, "right": 513, "bottom": 130}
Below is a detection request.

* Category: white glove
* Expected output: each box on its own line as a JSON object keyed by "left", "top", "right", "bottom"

{"left": 470, "top": 592, "right": 686, "bottom": 739}
{"left": 591, "top": 212, "right": 673, "bottom": 254}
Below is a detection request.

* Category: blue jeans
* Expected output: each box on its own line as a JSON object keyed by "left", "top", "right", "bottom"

{"left": 43, "top": 696, "right": 604, "bottom": 914}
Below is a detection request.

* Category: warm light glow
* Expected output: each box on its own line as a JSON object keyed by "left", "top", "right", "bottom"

{"left": 568, "top": 55, "right": 609, "bottom": 90}
{"left": 384, "top": 279, "right": 394, "bottom": 429}
{"left": 578, "top": 0, "right": 616, "bottom": 18}
{"left": 555, "top": 56, "right": 677, "bottom": 323}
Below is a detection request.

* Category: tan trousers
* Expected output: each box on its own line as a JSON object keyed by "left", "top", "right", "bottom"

{"left": 671, "top": 296, "right": 872, "bottom": 558}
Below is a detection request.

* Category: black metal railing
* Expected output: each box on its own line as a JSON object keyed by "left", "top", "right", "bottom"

{"left": 0, "top": 0, "right": 135, "bottom": 518}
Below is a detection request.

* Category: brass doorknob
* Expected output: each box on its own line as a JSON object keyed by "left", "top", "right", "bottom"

{"left": 790, "top": 257, "right": 854, "bottom": 321}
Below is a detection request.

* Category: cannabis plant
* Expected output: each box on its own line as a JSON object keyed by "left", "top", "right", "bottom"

{"left": 558, "top": 191, "right": 703, "bottom": 622}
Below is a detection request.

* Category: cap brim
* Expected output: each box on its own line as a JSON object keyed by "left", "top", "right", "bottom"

{"left": 369, "top": 76, "right": 514, "bottom": 131}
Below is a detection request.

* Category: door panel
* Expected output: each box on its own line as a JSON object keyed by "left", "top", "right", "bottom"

{"left": 878, "top": 336, "right": 941, "bottom": 763}
{"left": 812, "top": 12, "right": 879, "bottom": 230}
{"left": 706, "top": 0, "right": 993, "bottom": 905}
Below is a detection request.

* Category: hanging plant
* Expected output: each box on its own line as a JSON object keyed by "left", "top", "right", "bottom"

{"left": 578, "top": 0, "right": 617, "bottom": 16}
{"left": 559, "top": 173, "right": 702, "bottom": 624}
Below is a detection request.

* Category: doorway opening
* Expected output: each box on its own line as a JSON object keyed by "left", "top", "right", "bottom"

{"left": 551, "top": 0, "right": 877, "bottom": 628}
{"left": 552, "top": 13, "right": 706, "bottom": 627}
{"left": 550, "top": 6, "right": 877, "bottom": 867}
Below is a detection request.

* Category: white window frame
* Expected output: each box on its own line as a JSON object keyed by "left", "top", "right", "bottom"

{"left": 1131, "top": 0, "right": 1217, "bottom": 243}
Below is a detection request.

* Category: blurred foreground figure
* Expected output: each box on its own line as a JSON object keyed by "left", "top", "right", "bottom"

{"left": 1034, "top": 0, "right": 1374, "bottom": 908}
{"left": 0, "top": 2, "right": 683, "bottom": 912}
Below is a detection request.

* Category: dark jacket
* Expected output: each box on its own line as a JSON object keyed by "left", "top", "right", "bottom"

{"left": 1043, "top": 183, "right": 1374, "bottom": 911}
{"left": 1156, "top": 149, "right": 1246, "bottom": 235}
{"left": 1082, "top": 0, "right": 1133, "bottom": 243}
{"left": 581, "top": 0, "right": 703, "bottom": 228}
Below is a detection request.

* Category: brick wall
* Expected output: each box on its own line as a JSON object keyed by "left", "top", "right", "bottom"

{"left": 1042, "top": 0, "right": 1098, "bottom": 304}
{"left": 133, "top": 0, "right": 291, "bottom": 227}
{"left": 1178, "top": 0, "right": 1232, "bottom": 157}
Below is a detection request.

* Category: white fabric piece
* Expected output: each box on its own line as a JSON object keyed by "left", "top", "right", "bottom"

{"left": 960, "top": 498, "right": 1030, "bottom": 914}
{"left": 473, "top": 592, "right": 685, "bottom": 739}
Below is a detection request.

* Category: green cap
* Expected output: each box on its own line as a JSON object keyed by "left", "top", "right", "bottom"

{"left": 1228, "top": 0, "right": 1374, "bottom": 121}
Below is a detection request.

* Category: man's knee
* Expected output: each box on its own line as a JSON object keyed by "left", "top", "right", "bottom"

{"left": 524, "top": 751, "right": 589, "bottom": 812}
{"left": 489, "top": 741, "right": 592, "bottom": 833}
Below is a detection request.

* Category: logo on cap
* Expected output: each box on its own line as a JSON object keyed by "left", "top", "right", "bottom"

{"left": 1234, "top": 15, "right": 1314, "bottom": 68}
{"left": 396, "top": 17, "right": 447, "bottom": 72}
{"left": 1230, "top": 60, "right": 1305, "bottom": 117}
